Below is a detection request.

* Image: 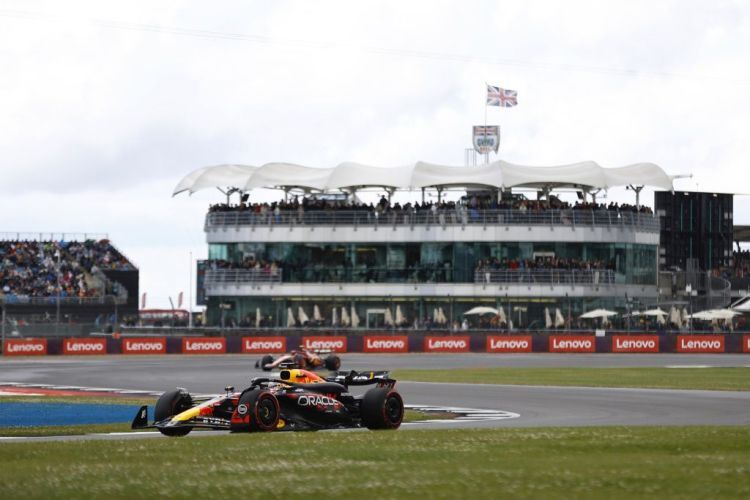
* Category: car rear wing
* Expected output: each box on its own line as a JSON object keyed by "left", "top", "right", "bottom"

{"left": 327, "top": 370, "right": 395, "bottom": 387}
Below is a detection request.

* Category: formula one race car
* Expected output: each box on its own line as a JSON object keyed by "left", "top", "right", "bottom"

{"left": 255, "top": 347, "right": 341, "bottom": 372}
{"left": 131, "top": 369, "right": 403, "bottom": 436}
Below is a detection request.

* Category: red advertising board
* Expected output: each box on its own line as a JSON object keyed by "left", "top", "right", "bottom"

{"left": 744, "top": 335, "right": 750, "bottom": 353}
{"left": 363, "top": 335, "right": 409, "bottom": 353}
{"left": 549, "top": 335, "right": 596, "bottom": 353}
{"left": 302, "top": 336, "right": 347, "bottom": 352}
{"left": 242, "top": 336, "right": 287, "bottom": 354}
{"left": 3, "top": 338, "right": 47, "bottom": 356}
{"left": 486, "top": 335, "right": 532, "bottom": 353}
{"left": 122, "top": 337, "right": 166, "bottom": 355}
{"left": 182, "top": 337, "right": 226, "bottom": 354}
{"left": 63, "top": 338, "right": 107, "bottom": 355}
{"left": 424, "top": 336, "right": 470, "bottom": 353}
{"left": 611, "top": 335, "right": 659, "bottom": 353}
{"left": 676, "top": 335, "right": 725, "bottom": 353}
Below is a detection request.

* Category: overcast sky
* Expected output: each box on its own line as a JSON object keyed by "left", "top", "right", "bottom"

{"left": 1, "top": 0, "right": 748, "bottom": 308}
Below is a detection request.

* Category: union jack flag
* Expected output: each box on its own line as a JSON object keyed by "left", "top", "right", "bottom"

{"left": 487, "top": 85, "right": 518, "bottom": 107}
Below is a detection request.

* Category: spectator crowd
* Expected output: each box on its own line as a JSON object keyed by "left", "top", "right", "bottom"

{"left": 0, "top": 239, "right": 135, "bottom": 298}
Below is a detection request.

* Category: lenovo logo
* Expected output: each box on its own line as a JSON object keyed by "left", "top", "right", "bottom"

{"left": 4, "top": 339, "right": 47, "bottom": 356}
{"left": 123, "top": 338, "right": 166, "bottom": 354}
{"left": 611, "top": 335, "right": 659, "bottom": 353}
{"left": 242, "top": 337, "right": 286, "bottom": 353}
{"left": 182, "top": 338, "right": 226, "bottom": 354}
{"left": 302, "top": 337, "right": 347, "bottom": 352}
{"left": 63, "top": 339, "right": 106, "bottom": 355}
{"left": 363, "top": 336, "right": 409, "bottom": 353}
{"left": 424, "top": 336, "right": 470, "bottom": 352}
{"left": 486, "top": 336, "right": 532, "bottom": 353}
{"left": 676, "top": 336, "right": 724, "bottom": 353}
{"left": 549, "top": 336, "right": 595, "bottom": 353}
{"left": 744, "top": 335, "right": 750, "bottom": 353}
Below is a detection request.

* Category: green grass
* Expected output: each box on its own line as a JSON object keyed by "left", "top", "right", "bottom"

{"left": 393, "top": 367, "right": 750, "bottom": 391}
{"left": 1, "top": 426, "right": 749, "bottom": 498}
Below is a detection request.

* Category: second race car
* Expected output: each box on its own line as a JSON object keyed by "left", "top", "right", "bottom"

{"left": 255, "top": 346, "right": 341, "bottom": 371}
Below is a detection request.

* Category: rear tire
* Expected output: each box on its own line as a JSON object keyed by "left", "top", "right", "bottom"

{"left": 237, "top": 389, "right": 280, "bottom": 432}
{"left": 324, "top": 355, "right": 341, "bottom": 371}
{"left": 361, "top": 387, "right": 403, "bottom": 430}
{"left": 260, "top": 355, "right": 274, "bottom": 371}
{"left": 154, "top": 389, "right": 193, "bottom": 437}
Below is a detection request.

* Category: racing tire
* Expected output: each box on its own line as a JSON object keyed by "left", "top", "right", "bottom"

{"left": 154, "top": 389, "right": 193, "bottom": 437}
{"left": 324, "top": 354, "right": 341, "bottom": 371}
{"left": 238, "top": 389, "right": 280, "bottom": 432}
{"left": 260, "top": 355, "right": 274, "bottom": 371}
{"left": 361, "top": 387, "right": 403, "bottom": 430}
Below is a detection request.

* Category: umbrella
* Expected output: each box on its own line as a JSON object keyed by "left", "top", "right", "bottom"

{"left": 384, "top": 308, "right": 395, "bottom": 326}
{"left": 255, "top": 307, "right": 261, "bottom": 328}
{"left": 641, "top": 308, "right": 668, "bottom": 318}
{"left": 332, "top": 307, "right": 339, "bottom": 326}
{"left": 395, "top": 304, "right": 405, "bottom": 325}
{"left": 438, "top": 307, "right": 448, "bottom": 325}
{"left": 681, "top": 307, "right": 689, "bottom": 325}
{"left": 689, "top": 309, "right": 741, "bottom": 321}
{"left": 544, "top": 307, "right": 552, "bottom": 329}
{"left": 298, "top": 306, "right": 310, "bottom": 325}
{"left": 341, "top": 307, "right": 350, "bottom": 326}
{"left": 313, "top": 304, "right": 323, "bottom": 322}
{"left": 351, "top": 306, "right": 360, "bottom": 328}
{"left": 286, "top": 307, "right": 296, "bottom": 327}
{"left": 432, "top": 307, "right": 439, "bottom": 323}
{"left": 579, "top": 308, "right": 618, "bottom": 319}
{"left": 554, "top": 308, "right": 565, "bottom": 328}
{"left": 497, "top": 307, "right": 507, "bottom": 325}
{"left": 669, "top": 306, "right": 681, "bottom": 327}
{"left": 464, "top": 306, "right": 499, "bottom": 316}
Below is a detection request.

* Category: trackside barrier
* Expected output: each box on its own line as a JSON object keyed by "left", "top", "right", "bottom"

{"left": 242, "top": 336, "right": 287, "bottom": 354}
{"left": 611, "top": 335, "right": 660, "bottom": 353}
{"left": 4, "top": 333, "right": 750, "bottom": 355}
{"left": 3, "top": 338, "right": 47, "bottom": 356}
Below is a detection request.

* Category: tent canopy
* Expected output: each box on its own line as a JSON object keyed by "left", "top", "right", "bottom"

{"left": 174, "top": 160, "right": 675, "bottom": 195}
{"left": 580, "top": 308, "right": 618, "bottom": 319}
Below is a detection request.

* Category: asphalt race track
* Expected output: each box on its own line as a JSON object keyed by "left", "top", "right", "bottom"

{"left": 1, "top": 354, "right": 749, "bottom": 441}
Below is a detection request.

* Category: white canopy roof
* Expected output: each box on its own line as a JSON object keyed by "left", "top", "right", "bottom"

{"left": 173, "top": 160, "right": 675, "bottom": 195}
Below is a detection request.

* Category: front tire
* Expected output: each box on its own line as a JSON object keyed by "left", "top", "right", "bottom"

{"left": 154, "top": 388, "right": 193, "bottom": 437}
{"left": 361, "top": 387, "right": 403, "bottom": 430}
{"left": 324, "top": 355, "right": 341, "bottom": 371}
{"left": 259, "top": 355, "right": 274, "bottom": 371}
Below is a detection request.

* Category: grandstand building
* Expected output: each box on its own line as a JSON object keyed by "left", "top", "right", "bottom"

{"left": 177, "top": 161, "right": 675, "bottom": 330}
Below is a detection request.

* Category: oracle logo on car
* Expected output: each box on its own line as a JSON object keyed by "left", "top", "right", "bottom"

{"left": 242, "top": 337, "right": 286, "bottom": 354}
{"left": 4, "top": 338, "right": 47, "bottom": 356}
{"left": 676, "top": 335, "right": 725, "bottom": 353}
{"left": 744, "top": 335, "right": 750, "bottom": 354}
{"left": 611, "top": 335, "right": 659, "bottom": 353}
{"left": 549, "top": 335, "right": 596, "bottom": 353}
{"left": 182, "top": 337, "right": 226, "bottom": 354}
{"left": 122, "top": 338, "right": 166, "bottom": 354}
{"left": 302, "top": 337, "right": 347, "bottom": 352}
{"left": 63, "top": 338, "right": 107, "bottom": 355}
{"left": 424, "top": 336, "right": 470, "bottom": 353}
{"left": 363, "top": 336, "right": 409, "bottom": 353}
{"left": 486, "top": 335, "right": 532, "bottom": 353}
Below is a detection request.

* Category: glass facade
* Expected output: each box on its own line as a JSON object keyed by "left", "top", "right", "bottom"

{"left": 208, "top": 241, "right": 657, "bottom": 285}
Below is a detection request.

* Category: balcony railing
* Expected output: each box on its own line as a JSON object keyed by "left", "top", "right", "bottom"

{"left": 205, "top": 208, "right": 660, "bottom": 232}
{"left": 475, "top": 269, "right": 616, "bottom": 285}
{"left": 205, "top": 267, "right": 616, "bottom": 286}
{"left": 0, "top": 294, "right": 127, "bottom": 306}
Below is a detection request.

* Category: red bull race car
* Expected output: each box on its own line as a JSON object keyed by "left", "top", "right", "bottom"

{"left": 255, "top": 346, "right": 341, "bottom": 372}
{"left": 131, "top": 369, "right": 403, "bottom": 435}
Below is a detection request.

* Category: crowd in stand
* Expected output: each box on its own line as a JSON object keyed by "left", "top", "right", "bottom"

{"left": 209, "top": 257, "right": 280, "bottom": 274}
{"left": 0, "top": 239, "right": 135, "bottom": 298}
{"left": 208, "top": 194, "right": 653, "bottom": 216}
{"left": 733, "top": 250, "right": 750, "bottom": 277}
{"left": 475, "top": 256, "right": 616, "bottom": 273}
